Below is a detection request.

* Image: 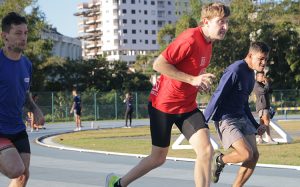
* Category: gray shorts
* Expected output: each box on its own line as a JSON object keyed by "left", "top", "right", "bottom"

{"left": 258, "top": 109, "right": 270, "bottom": 118}
{"left": 215, "top": 117, "right": 257, "bottom": 149}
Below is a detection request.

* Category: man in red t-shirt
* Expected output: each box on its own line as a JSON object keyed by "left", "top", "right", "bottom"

{"left": 106, "top": 3, "right": 230, "bottom": 187}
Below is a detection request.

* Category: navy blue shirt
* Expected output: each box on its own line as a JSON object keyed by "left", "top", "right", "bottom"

{"left": 0, "top": 50, "right": 32, "bottom": 134}
{"left": 73, "top": 95, "right": 81, "bottom": 110}
{"left": 204, "top": 60, "right": 259, "bottom": 129}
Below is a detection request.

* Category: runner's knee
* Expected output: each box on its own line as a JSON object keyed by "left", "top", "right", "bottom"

{"left": 149, "top": 150, "right": 167, "bottom": 167}
{"left": 194, "top": 143, "right": 213, "bottom": 160}
{"left": 240, "top": 149, "right": 253, "bottom": 162}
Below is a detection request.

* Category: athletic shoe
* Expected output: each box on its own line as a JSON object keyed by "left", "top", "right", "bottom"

{"left": 105, "top": 173, "right": 120, "bottom": 187}
{"left": 211, "top": 151, "right": 225, "bottom": 183}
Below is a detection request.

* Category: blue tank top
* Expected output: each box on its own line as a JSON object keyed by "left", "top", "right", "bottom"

{"left": 0, "top": 50, "right": 32, "bottom": 134}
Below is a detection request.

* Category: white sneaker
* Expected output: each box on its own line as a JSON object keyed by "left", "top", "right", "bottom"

{"left": 74, "top": 128, "right": 79, "bottom": 131}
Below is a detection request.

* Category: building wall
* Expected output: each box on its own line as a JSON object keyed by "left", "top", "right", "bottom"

{"left": 41, "top": 30, "right": 82, "bottom": 60}
{"left": 76, "top": 0, "right": 190, "bottom": 63}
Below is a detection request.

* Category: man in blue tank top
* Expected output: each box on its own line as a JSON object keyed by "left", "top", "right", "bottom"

{"left": 0, "top": 12, "right": 44, "bottom": 187}
{"left": 204, "top": 42, "right": 270, "bottom": 186}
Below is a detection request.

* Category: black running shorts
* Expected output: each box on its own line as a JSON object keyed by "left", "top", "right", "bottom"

{"left": 148, "top": 102, "right": 208, "bottom": 148}
{"left": 0, "top": 130, "right": 31, "bottom": 153}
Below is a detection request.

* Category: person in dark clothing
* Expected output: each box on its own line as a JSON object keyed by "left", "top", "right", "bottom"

{"left": 123, "top": 92, "right": 133, "bottom": 128}
{"left": 254, "top": 72, "right": 277, "bottom": 144}
{"left": 70, "top": 90, "right": 82, "bottom": 131}
{"left": 204, "top": 42, "right": 269, "bottom": 186}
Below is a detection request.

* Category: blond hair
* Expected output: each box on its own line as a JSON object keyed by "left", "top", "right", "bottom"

{"left": 200, "top": 2, "right": 230, "bottom": 26}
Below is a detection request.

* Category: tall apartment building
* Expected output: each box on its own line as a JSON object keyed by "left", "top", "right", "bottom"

{"left": 75, "top": 0, "right": 190, "bottom": 63}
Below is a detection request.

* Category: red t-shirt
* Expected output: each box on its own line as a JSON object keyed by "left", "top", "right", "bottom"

{"left": 149, "top": 27, "right": 212, "bottom": 114}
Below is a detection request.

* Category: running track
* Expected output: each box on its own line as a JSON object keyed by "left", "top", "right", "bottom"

{"left": 0, "top": 119, "right": 299, "bottom": 187}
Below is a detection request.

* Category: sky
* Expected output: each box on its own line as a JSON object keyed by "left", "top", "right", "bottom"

{"left": 28, "top": 0, "right": 88, "bottom": 38}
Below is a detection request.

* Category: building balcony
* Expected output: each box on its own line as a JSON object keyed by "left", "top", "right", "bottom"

{"left": 77, "top": 2, "right": 89, "bottom": 10}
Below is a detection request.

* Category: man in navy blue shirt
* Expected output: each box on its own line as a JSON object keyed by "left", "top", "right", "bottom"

{"left": 0, "top": 12, "right": 44, "bottom": 187}
{"left": 204, "top": 42, "right": 269, "bottom": 186}
{"left": 70, "top": 89, "right": 82, "bottom": 131}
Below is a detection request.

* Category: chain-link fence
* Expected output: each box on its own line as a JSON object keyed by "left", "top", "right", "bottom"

{"left": 31, "top": 89, "right": 300, "bottom": 123}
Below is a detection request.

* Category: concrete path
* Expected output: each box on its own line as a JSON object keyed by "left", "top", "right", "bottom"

{"left": 0, "top": 119, "right": 300, "bottom": 187}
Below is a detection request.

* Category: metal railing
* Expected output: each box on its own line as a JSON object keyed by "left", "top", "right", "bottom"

{"left": 29, "top": 89, "right": 300, "bottom": 122}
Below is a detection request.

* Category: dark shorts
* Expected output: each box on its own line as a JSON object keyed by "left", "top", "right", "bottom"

{"left": 0, "top": 130, "right": 31, "bottom": 153}
{"left": 148, "top": 102, "right": 208, "bottom": 148}
{"left": 74, "top": 108, "right": 81, "bottom": 116}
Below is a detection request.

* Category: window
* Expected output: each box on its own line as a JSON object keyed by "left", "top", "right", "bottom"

{"left": 151, "top": 1, "right": 155, "bottom": 5}
{"left": 132, "top": 29, "right": 136, "bottom": 34}
{"left": 123, "top": 29, "right": 127, "bottom": 33}
{"left": 131, "top": 9, "right": 136, "bottom": 14}
{"left": 123, "top": 19, "right": 127, "bottom": 24}
{"left": 144, "top": 10, "right": 148, "bottom": 15}
{"left": 122, "top": 9, "right": 127, "bottom": 14}
{"left": 144, "top": 30, "right": 148, "bottom": 34}
{"left": 152, "top": 30, "right": 156, "bottom": 34}
{"left": 131, "top": 0, "right": 135, "bottom": 4}
{"left": 151, "top": 20, "right": 156, "bottom": 25}
{"left": 124, "top": 39, "right": 128, "bottom": 44}
{"left": 122, "top": 0, "right": 126, "bottom": 3}
{"left": 144, "top": 0, "right": 147, "bottom": 5}
{"left": 168, "top": 1, "right": 171, "bottom": 5}
{"left": 132, "top": 39, "right": 136, "bottom": 44}
{"left": 144, "top": 20, "right": 148, "bottom": 24}
{"left": 145, "top": 40, "right": 148, "bottom": 44}
{"left": 152, "top": 40, "right": 156, "bottom": 44}
{"left": 131, "top": 19, "right": 136, "bottom": 24}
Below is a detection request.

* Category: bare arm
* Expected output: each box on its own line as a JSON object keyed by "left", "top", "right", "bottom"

{"left": 70, "top": 102, "right": 75, "bottom": 113}
{"left": 24, "top": 92, "right": 45, "bottom": 126}
{"left": 153, "top": 55, "right": 215, "bottom": 90}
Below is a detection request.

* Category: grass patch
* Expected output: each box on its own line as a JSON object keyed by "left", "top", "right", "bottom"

{"left": 53, "top": 121, "right": 300, "bottom": 166}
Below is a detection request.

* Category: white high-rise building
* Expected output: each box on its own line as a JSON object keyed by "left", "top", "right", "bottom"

{"left": 75, "top": 0, "right": 190, "bottom": 63}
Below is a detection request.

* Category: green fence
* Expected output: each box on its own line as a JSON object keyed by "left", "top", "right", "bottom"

{"left": 31, "top": 89, "right": 300, "bottom": 122}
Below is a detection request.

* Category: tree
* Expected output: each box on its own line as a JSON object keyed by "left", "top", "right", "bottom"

{"left": 255, "top": 22, "right": 300, "bottom": 89}
{"left": 157, "top": 24, "right": 176, "bottom": 52}
{"left": 133, "top": 54, "right": 157, "bottom": 76}
{"left": 253, "top": 0, "right": 300, "bottom": 89}
{"left": 175, "top": 14, "right": 198, "bottom": 36}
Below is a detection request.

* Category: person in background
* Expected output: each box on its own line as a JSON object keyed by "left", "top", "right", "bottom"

{"left": 0, "top": 12, "right": 44, "bottom": 187}
{"left": 254, "top": 72, "right": 277, "bottom": 144}
{"left": 123, "top": 92, "right": 133, "bottom": 128}
{"left": 70, "top": 89, "right": 82, "bottom": 131}
{"left": 27, "top": 94, "right": 40, "bottom": 132}
{"left": 204, "top": 42, "right": 269, "bottom": 186}
{"left": 106, "top": 2, "right": 230, "bottom": 187}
